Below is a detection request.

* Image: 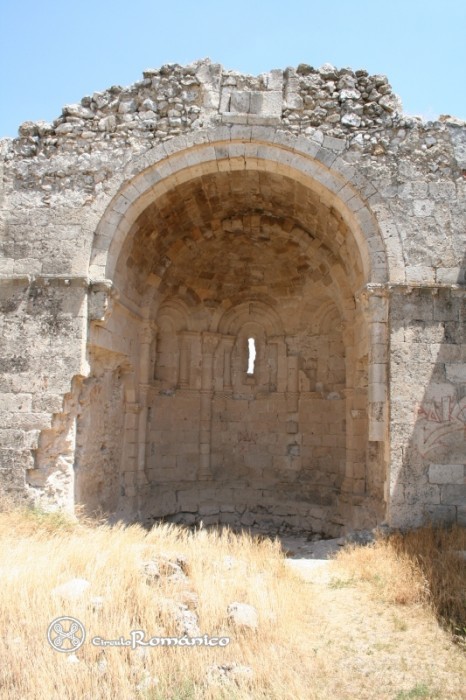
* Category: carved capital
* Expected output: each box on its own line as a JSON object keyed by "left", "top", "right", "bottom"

{"left": 356, "top": 284, "right": 389, "bottom": 323}
{"left": 88, "top": 280, "right": 118, "bottom": 322}
{"left": 201, "top": 332, "right": 221, "bottom": 355}
{"left": 139, "top": 320, "right": 158, "bottom": 344}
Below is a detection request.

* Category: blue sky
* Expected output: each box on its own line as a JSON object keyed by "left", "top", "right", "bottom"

{"left": 1, "top": 0, "right": 465, "bottom": 137}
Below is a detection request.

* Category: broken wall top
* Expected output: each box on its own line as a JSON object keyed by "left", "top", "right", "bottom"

{"left": 1, "top": 59, "right": 466, "bottom": 290}
{"left": 2, "top": 58, "right": 465, "bottom": 172}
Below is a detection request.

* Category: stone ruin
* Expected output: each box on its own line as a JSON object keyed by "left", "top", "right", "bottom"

{"left": 0, "top": 59, "right": 465, "bottom": 535}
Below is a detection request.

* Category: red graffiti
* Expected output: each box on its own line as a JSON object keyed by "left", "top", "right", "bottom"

{"left": 416, "top": 396, "right": 466, "bottom": 456}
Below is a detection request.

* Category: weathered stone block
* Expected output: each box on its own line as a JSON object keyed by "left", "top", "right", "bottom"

{"left": 424, "top": 505, "right": 457, "bottom": 523}
{"left": 440, "top": 484, "right": 466, "bottom": 506}
{"left": 429, "top": 464, "right": 465, "bottom": 485}
{"left": 445, "top": 364, "right": 466, "bottom": 383}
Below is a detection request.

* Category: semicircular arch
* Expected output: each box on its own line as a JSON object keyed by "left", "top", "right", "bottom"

{"left": 88, "top": 127, "right": 398, "bottom": 288}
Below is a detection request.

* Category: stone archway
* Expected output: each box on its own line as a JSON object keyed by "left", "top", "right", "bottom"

{"left": 78, "top": 133, "right": 390, "bottom": 535}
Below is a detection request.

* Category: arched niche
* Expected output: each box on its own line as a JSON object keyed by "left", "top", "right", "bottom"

{"left": 80, "top": 134, "right": 389, "bottom": 534}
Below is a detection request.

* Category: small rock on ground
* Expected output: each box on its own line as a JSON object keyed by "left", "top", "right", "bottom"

{"left": 206, "top": 663, "right": 254, "bottom": 687}
{"left": 227, "top": 602, "right": 258, "bottom": 630}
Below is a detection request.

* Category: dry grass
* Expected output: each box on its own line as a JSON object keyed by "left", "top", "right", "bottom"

{"left": 335, "top": 525, "right": 466, "bottom": 643}
{"left": 0, "top": 503, "right": 465, "bottom": 700}
{"left": 0, "top": 505, "right": 318, "bottom": 700}
{"left": 391, "top": 525, "right": 466, "bottom": 642}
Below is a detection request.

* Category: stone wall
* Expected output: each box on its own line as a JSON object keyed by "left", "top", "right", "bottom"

{"left": 0, "top": 59, "right": 465, "bottom": 533}
{"left": 389, "top": 286, "right": 466, "bottom": 527}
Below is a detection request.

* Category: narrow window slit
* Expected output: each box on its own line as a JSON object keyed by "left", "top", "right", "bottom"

{"left": 247, "top": 337, "right": 256, "bottom": 375}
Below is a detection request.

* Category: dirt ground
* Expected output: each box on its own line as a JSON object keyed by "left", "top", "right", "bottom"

{"left": 283, "top": 536, "right": 466, "bottom": 700}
